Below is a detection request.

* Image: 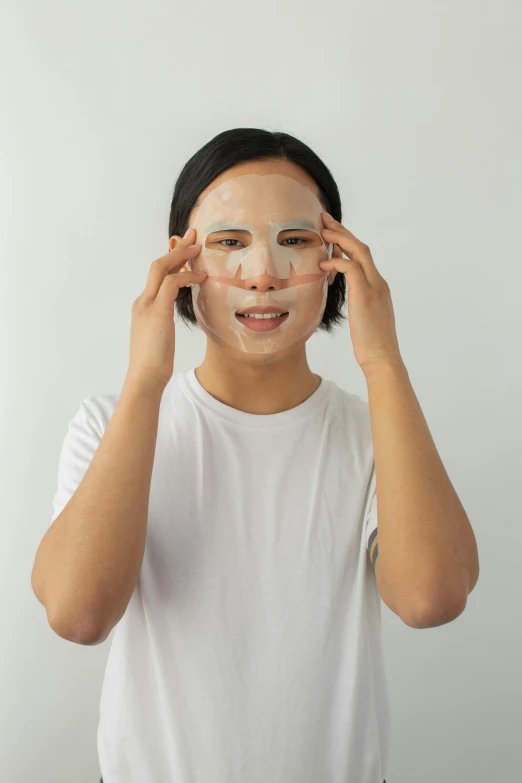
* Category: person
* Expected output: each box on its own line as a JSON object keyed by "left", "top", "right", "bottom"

{"left": 35, "top": 125, "right": 459, "bottom": 783}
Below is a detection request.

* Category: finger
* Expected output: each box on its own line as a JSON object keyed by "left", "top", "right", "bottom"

{"left": 156, "top": 270, "right": 207, "bottom": 304}
{"left": 320, "top": 213, "right": 379, "bottom": 285}
{"left": 169, "top": 228, "right": 196, "bottom": 254}
{"left": 162, "top": 229, "right": 199, "bottom": 273}
{"left": 318, "top": 256, "right": 369, "bottom": 289}
{"left": 143, "top": 243, "right": 201, "bottom": 301}
{"left": 168, "top": 230, "right": 203, "bottom": 273}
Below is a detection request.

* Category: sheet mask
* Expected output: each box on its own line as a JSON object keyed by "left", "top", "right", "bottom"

{"left": 188, "top": 173, "right": 334, "bottom": 354}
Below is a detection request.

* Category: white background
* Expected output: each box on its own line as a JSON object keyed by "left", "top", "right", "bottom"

{"left": 1, "top": 1, "right": 520, "bottom": 781}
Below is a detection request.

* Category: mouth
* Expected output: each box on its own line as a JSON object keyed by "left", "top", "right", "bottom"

{"left": 235, "top": 306, "right": 290, "bottom": 332}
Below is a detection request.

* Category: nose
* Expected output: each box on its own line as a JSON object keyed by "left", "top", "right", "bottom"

{"left": 242, "top": 273, "right": 283, "bottom": 292}
{"left": 240, "top": 242, "right": 283, "bottom": 291}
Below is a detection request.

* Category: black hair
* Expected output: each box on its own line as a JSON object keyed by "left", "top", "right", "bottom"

{"left": 168, "top": 127, "right": 346, "bottom": 332}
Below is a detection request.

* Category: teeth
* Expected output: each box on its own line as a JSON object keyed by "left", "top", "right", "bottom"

{"left": 241, "top": 312, "right": 285, "bottom": 319}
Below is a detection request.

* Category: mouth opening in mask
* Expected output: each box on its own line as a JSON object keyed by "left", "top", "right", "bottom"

{"left": 235, "top": 306, "right": 290, "bottom": 332}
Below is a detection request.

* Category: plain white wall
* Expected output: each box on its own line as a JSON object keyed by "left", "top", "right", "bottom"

{"left": 1, "top": 0, "right": 520, "bottom": 780}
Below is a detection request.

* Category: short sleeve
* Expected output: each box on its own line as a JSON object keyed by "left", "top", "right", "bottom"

{"left": 364, "top": 461, "right": 378, "bottom": 553}
{"left": 50, "top": 399, "right": 104, "bottom": 525}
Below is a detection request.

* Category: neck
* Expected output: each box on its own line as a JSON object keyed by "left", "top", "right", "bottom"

{"left": 194, "top": 342, "right": 321, "bottom": 415}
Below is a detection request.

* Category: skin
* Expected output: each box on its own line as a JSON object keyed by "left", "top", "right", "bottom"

{"left": 168, "top": 159, "right": 342, "bottom": 415}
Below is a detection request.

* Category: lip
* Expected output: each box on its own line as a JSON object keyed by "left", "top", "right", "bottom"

{"left": 235, "top": 308, "right": 290, "bottom": 332}
{"left": 236, "top": 306, "right": 288, "bottom": 315}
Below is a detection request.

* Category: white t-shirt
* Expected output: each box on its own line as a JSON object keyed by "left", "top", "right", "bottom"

{"left": 50, "top": 369, "right": 390, "bottom": 783}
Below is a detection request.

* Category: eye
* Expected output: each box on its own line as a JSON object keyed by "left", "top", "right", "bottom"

{"left": 217, "top": 239, "right": 244, "bottom": 248}
{"left": 215, "top": 236, "right": 309, "bottom": 249}
{"left": 282, "top": 237, "right": 307, "bottom": 246}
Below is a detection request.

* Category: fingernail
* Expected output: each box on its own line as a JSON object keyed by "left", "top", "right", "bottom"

{"left": 324, "top": 212, "right": 334, "bottom": 221}
{"left": 183, "top": 228, "right": 193, "bottom": 239}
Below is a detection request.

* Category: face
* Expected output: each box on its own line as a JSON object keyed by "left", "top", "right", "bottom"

{"left": 186, "top": 172, "right": 334, "bottom": 356}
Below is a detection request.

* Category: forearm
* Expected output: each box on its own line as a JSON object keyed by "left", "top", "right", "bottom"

{"left": 364, "top": 359, "right": 479, "bottom": 616}
{"left": 33, "top": 380, "right": 164, "bottom": 641}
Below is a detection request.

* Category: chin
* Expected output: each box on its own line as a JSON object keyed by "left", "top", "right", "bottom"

{"left": 201, "top": 326, "right": 311, "bottom": 367}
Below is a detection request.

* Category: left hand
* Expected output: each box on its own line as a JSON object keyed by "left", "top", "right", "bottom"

{"left": 319, "top": 212, "right": 403, "bottom": 375}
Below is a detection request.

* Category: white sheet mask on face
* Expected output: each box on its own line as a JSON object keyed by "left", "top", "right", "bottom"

{"left": 187, "top": 173, "right": 334, "bottom": 354}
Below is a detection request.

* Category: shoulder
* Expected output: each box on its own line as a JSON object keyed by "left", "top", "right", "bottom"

{"left": 75, "top": 393, "right": 120, "bottom": 437}
{"left": 327, "top": 381, "right": 371, "bottom": 435}
{"left": 332, "top": 383, "right": 369, "bottom": 415}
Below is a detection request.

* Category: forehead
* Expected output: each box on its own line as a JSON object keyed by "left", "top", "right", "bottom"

{"left": 192, "top": 174, "right": 323, "bottom": 225}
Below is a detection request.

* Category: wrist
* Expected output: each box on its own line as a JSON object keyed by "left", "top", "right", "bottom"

{"left": 361, "top": 356, "right": 408, "bottom": 383}
{"left": 122, "top": 374, "right": 166, "bottom": 402}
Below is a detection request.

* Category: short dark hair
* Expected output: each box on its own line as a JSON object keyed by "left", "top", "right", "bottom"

{"left": 168, "top": 127, "right": 346, "bottom": 332}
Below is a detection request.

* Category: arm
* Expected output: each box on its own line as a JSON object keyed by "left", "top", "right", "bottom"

{"left": 31, "top": 380, "right": 163, "bottom": 644}
{"left": 318, "top": 214, "right": 479, "bottom": 629}
{"left": 365, "top": 359, "right": 480, "bottom": 628}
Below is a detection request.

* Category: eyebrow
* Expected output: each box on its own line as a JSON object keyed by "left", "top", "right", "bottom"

{"left": 205, "top": 220, "right": 318, "bottom": 233}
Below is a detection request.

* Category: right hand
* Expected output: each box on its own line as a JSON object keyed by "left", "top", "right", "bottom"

{"left": 124, "top": 228, "right": 206, "bottom": 394}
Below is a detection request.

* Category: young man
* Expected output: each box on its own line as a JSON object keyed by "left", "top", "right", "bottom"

{"left": 32, "top": 140, "right": 479, "bottom": 783}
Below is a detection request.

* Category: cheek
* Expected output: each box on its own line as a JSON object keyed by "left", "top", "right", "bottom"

{"left": 282, "top": 272, "right": 325, "bottom": 288}
{"left": 189, "top": 247, "right": 243, "bottom": 279}
{"left": 294, "top": 278, "right": 328, "bottom": 321}
{"left": 192, "top": 281, "right": 237, "bottom": 332}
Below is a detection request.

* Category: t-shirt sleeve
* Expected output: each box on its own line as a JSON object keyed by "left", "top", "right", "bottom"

{"left": 50, "top": 399, "right": 103, "bottom": 525}
{"left": 364, "top": 461, "right": 378, "bottom": 553}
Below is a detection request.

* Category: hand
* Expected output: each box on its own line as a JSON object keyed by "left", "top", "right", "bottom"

{"left": 318, "top": 213, "right": 403, "bottom": 375}
{"left": 124, "top": 229, "right": 206, "bottom": 394}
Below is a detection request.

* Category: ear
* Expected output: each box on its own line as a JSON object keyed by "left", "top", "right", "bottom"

{"left": 169, "top": 235, "right": 190, "bottom": 273}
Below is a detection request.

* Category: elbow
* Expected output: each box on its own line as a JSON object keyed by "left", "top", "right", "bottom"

{"left": 408, "top": 562, "right": 477, "bottom": 629}
{"left": 406, "top": 590, "right": 469, "bottom": 630}
{"left": 48, "top": 607, "right": 109, "bottom": 646}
